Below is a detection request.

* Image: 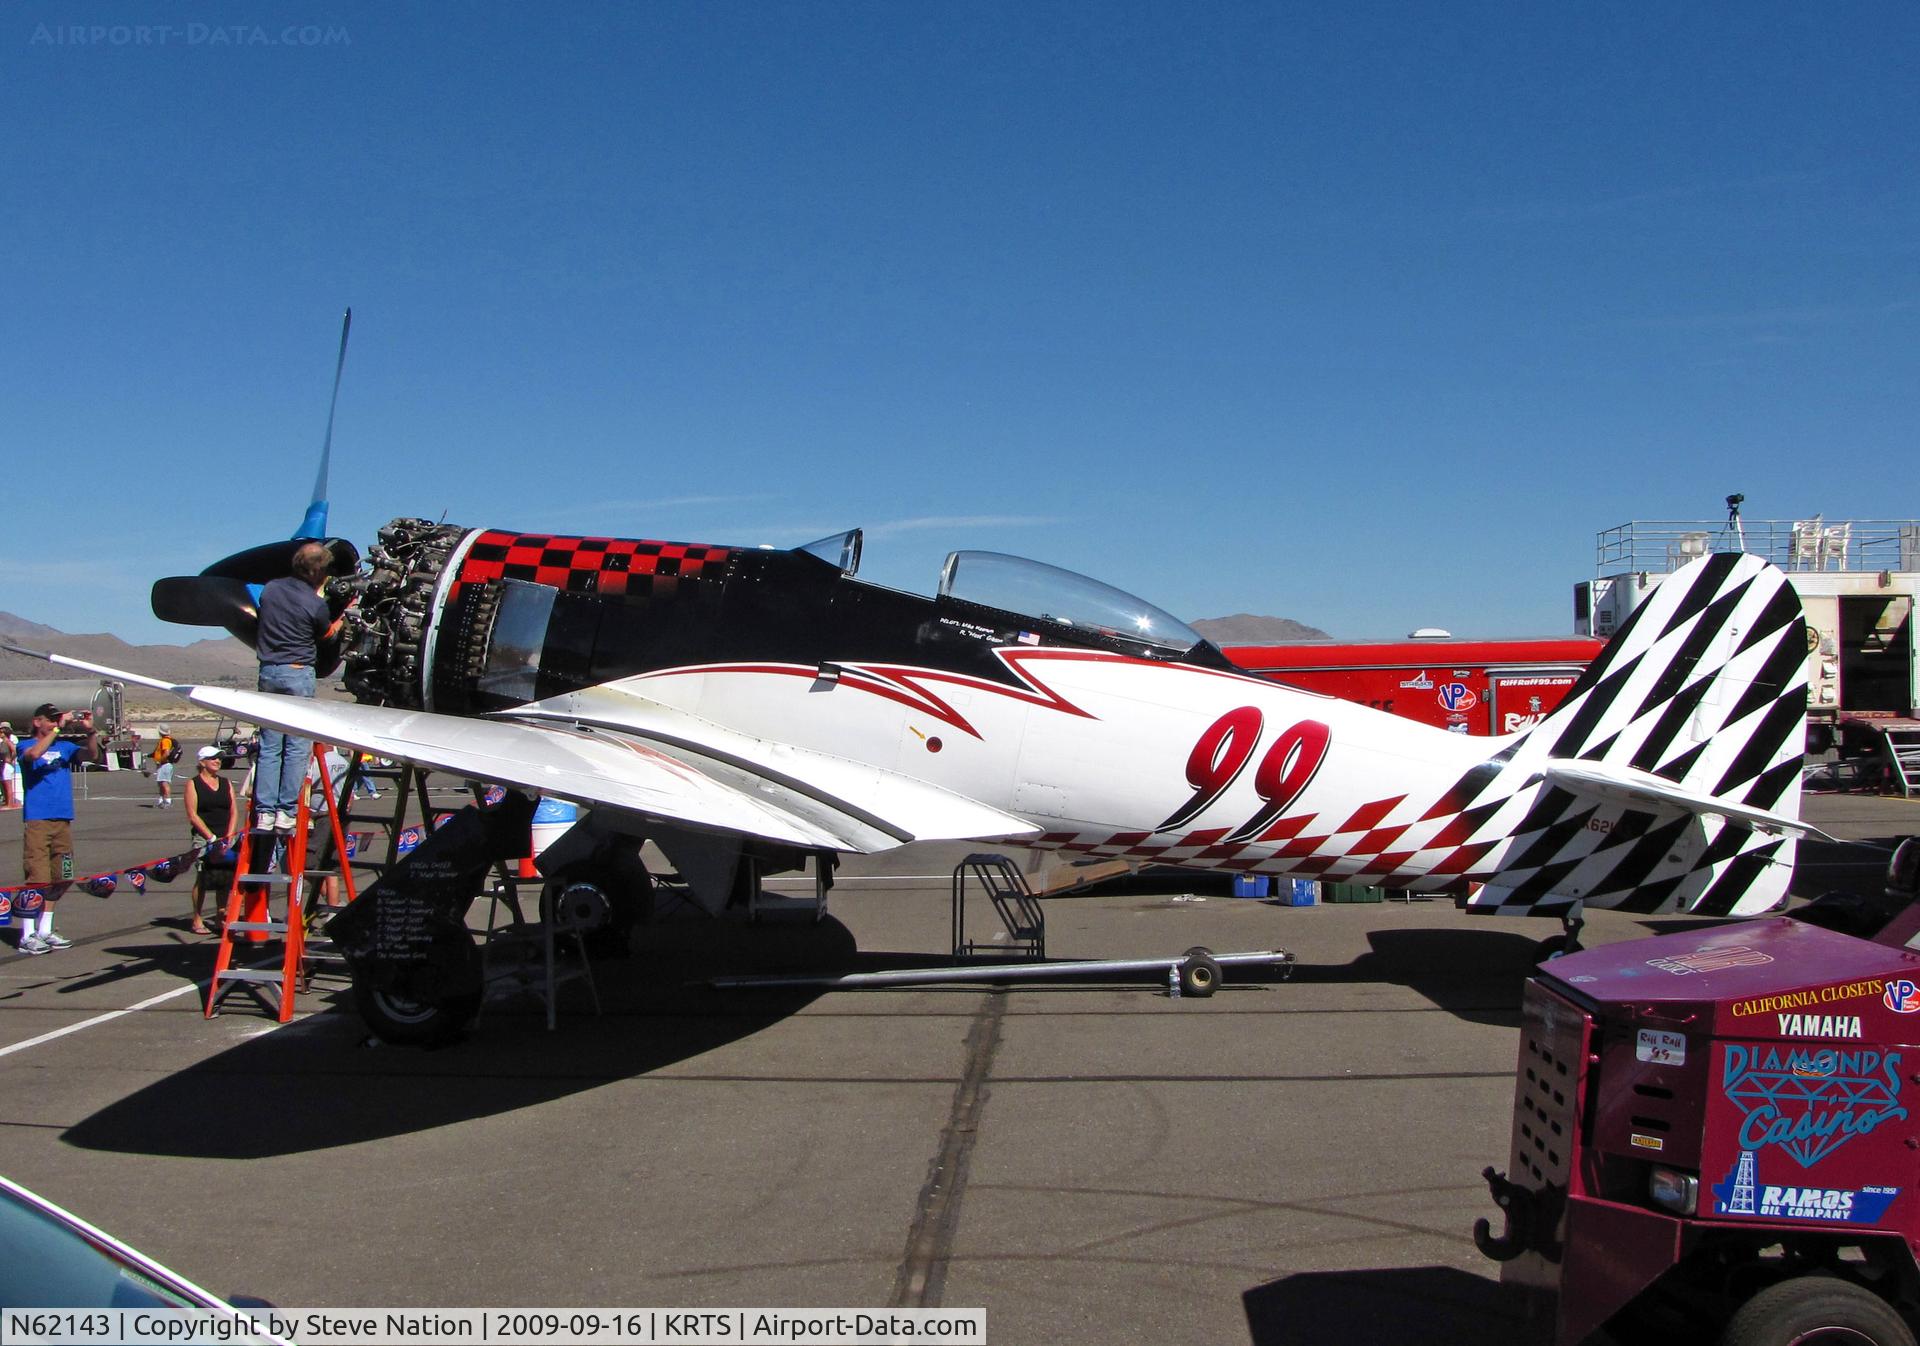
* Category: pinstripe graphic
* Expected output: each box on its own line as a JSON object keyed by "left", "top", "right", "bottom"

{"left": 1030, "top": 552, "right": 1808, "bottom": 920}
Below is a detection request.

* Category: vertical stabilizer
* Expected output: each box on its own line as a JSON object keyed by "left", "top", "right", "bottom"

{"left": 1469, "top": 551, "right": 1809, "bottom": 916}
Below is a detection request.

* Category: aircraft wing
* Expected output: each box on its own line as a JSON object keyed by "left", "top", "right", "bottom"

{"left": 15, "top": 648, "right": 1036, "bottom": 854}
{"left": 1541, "top": 759, "right": 1836, "bottom": 842}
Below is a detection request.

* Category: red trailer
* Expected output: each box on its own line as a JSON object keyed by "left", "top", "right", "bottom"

{"left": 1221, "top": 637, "right": 1602, "bottom": 736}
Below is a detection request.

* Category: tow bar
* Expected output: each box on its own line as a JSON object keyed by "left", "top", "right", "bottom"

{"left": 711, "top": 947, "right": 1293, "bottom": 997}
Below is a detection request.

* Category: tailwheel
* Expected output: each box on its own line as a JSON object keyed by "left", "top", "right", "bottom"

{"left": 1533, "top": 934, "right": 1574, "bottom": 963}
{"left": 1535, "top": 908, "right": 1586, "bottom": 963}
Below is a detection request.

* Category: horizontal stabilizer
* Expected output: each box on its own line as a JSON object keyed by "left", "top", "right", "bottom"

{"left": 1541, "top": 759, "right": 1835, "bottom": 842}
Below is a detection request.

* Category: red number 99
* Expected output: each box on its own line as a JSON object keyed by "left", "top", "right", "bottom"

{"left": 1157, "top": 705, "right": 1263, "bottom": 832}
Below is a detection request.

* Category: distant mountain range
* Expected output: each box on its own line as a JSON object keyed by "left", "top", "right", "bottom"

{"left": 1191, "top": 613, "right": 1330, "bottom": 644}
{"left": 0, "top": 612, "right": 257, "bottom": 686}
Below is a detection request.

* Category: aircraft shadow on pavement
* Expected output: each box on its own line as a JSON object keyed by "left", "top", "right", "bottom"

{"left": 1282, "top": 926, "right": 1539, "bottom": 1028}
{"left": 1243, "top": 1265, "right": 1520, "bottom": 1346}
{"left": 62, "top": 915, "right": 869, "bottom": 1162}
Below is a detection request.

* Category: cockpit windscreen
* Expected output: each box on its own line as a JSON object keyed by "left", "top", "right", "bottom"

{"left": 938, "top": 551, "right": 1202, "bottom": 653}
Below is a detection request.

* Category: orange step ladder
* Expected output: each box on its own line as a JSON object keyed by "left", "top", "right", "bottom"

{"left": 205, "top": 744, "right": 357, "bottom": 1021}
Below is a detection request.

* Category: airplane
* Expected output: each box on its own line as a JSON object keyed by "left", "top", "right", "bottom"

{"left": 10, "top": 500, "right": 1821, "bottom": 1045}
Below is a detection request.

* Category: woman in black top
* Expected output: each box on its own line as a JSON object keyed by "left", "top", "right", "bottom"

{"left": 184, "top": 747, "right": 239, "bottom": 935}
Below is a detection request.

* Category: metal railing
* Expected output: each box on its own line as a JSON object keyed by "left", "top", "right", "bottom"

{"left": 1595, "top": 519, "right": 1920, "bottom": 577}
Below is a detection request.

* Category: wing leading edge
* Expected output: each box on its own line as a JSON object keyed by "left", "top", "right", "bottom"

{"left": 15, "top": 648, "right": 1036, "bottom": 854}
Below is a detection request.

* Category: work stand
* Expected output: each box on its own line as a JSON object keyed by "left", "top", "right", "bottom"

{"left": 477, "top": 875, "right": 601, "bottom": 1032}
{"left": 951, "top": 853, "right": 1047, "bottom": 960}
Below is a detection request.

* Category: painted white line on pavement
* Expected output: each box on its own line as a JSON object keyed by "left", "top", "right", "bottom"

{"left": 0, "top": 981, "right": 204, "bottom": 1060}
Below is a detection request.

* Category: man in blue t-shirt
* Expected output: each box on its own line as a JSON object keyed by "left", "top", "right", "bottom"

{"left": 253, "top": 542, "right": 345, "bottom": 832}
{"left": 1, "top": 702, "right": 102, "bottom": 954}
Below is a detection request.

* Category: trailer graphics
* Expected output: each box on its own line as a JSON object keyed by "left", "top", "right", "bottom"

{"left": 1719, "top": 1044, "right": 1906, "bottom": 1166}
{"left": 1776, "top": 1014, "right": 1865, "bottom": 1038}
{"left": 1711, "top": 1150, "right": 1901, "bottom": 1223}
{"left": 1220, "top": 638, "right": 1596, "bottom": 736}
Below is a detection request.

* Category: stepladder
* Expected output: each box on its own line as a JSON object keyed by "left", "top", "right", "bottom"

{"left": 206, "top": 743, "right": 356, "bottom": 1021}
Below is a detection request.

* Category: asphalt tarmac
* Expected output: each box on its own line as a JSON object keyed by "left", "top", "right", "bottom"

{"left": 0, "top": 757, "right": 1914, "bottom": 1345}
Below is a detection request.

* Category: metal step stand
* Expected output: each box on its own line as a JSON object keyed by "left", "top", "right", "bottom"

{"left": 478, "top": 807, "right": 600, "bottom": 1032}
{"left": 952, "top": 853, "right": 1046, "bottom": 960}
{"left": 1884, "top": 728, "right": 1920, "bottom": 797}
{"left": 206, "top": 744, "right": 343, "bottom": 1021}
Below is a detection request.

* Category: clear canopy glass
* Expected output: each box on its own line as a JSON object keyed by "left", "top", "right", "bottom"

{"left": 938, "top": 550, "right": 1201, "bottom": 653}
{"left": 797, "top": 529, "right": 863, "bottom": 575}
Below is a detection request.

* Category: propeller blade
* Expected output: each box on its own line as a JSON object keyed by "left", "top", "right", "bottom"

{"left": 299, "top": 306, "right": 352, "bottom": 540}
{"left": 201, "top": 537, "right": 359, "bottom": 584}
{"left": 151, "top": 576, "right": 258, "bottom": 641}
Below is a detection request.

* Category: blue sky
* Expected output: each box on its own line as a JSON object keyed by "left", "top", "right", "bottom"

{"left": 5, "top": 2, "right": 1916, "bottom": 644}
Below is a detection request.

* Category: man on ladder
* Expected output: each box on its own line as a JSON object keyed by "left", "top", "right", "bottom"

{"left": 252, "top": 542, "right": 347, "bottom": 833}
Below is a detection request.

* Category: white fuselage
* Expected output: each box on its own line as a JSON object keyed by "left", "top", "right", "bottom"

{"left": 604, "top": 647, "right": 1503, "bottom": 887}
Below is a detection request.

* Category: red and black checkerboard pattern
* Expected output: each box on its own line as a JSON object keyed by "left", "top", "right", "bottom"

{"left": 1026, "top": 790, "right": 1497, "bottom": 890}
{"left": 452, "top": 531, "right": 733, "bottom": 599}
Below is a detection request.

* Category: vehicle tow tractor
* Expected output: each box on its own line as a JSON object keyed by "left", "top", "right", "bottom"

{"left": 1478, "top": 840, "right": 1920, "bottom": 1345}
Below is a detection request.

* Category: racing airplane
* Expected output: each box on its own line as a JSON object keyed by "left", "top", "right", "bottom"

{"left": 13, "top": 508, "right": 1820, "bottom": 1043}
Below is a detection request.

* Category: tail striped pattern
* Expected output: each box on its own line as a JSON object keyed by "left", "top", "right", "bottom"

{"left": 1464, "top": 552, "right": 1809, "bottom": 917}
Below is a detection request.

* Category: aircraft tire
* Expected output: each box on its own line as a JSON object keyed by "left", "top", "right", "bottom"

{"left": 544, "top": 856, "right": 651, "bottom": 960}
{"left": 352, "top": 924, "right": 483, "bottom": 1047}
{"left": 1178, "top": 952, "right": 1221, "bottom": 998}
{"left": 1719, "top": 1275, "right": 1913, "bottom": 1346}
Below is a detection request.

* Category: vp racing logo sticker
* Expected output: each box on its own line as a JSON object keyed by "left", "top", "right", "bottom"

{"left": 1885, "top": 978, "right": 1920, "bottom": 1014}
{"left": 1437, "top": 682, "right": 1477, "bottom": 712}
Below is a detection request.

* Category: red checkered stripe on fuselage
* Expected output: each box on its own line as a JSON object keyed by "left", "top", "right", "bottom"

{"left": 453, "top": 531, "right": 732, "bottom": 599}
{"left": 1030, "top": 785, "right": 1512, "bottom": 886}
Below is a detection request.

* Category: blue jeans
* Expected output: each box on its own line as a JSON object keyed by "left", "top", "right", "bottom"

{"left": 255, "top": 663, "right": 316, "bottom": 816}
